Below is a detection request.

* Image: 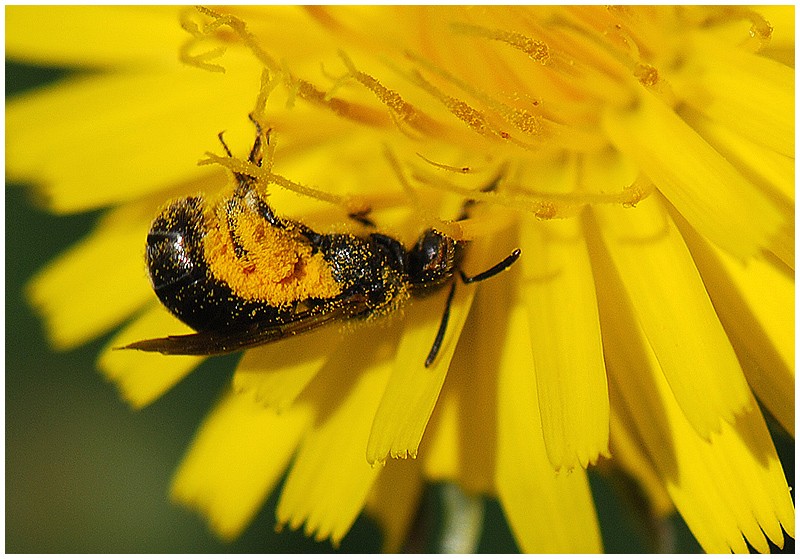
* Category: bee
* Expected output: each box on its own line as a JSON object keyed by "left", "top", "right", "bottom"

{"left": 122, "top": 117, "right": 520, "bottom": 367}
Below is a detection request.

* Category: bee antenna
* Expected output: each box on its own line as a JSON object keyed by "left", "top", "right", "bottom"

{"left": 217, "top": 131, "right": 233, "bottom": 157}
{"left": 460, "top": 249, "right": 521, "bottom": 284}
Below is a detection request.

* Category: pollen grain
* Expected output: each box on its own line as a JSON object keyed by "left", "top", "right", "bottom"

{"left": 203, "top": 205, "right": 342, "bottom": 306}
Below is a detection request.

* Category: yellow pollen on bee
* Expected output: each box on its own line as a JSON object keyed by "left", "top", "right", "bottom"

{"left": 202, "top": 202, "right": 343, "bottom": 306}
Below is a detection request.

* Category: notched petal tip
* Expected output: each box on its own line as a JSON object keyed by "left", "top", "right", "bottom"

{"left": 591, "top": 196, "right": 754, "bottom": 441}
{"left": 520, "top": 217, "right": 610, "bottom": 471}
{"left": 172, "top": 391, "right": 313, "bottom": 541}
{"left": 275, "top": 360, "right": 389, "bottom": 549}
{"left": 365, "top": 283, "right": 476, "bottom": 467}
{"left": 98, "top": 306, "right": 204, "bottom": 408}
{"left": 390, "top": 449, "right": 417, "bottom": 460}
{"left": 368, "top": 456, "right": 387, "bottom": 468}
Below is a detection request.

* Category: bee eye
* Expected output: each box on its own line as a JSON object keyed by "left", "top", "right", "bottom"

{"left": 408, "top": 230, "right": 457, "bottom": 286}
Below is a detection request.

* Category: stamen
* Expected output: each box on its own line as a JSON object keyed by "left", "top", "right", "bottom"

{"left": 194, "top": 6, "right": 281, "bottom": 72}
{"left": 408, "top": 69, "right": 506, "bottom": 140}
{"left": 338, "top": 51, "right": 442, "bottom": 136}
{"left": 251, "top": 68, "right": 280, "bottom": 126}
{"left": 407, "top": 50, "right": 545, "bottom": 138}
{"left": 178, "top": 41, "right": 227, "bottom": 73}
{"left": 292, "top": 78, "right": 391, "bottom": 128}
{"left": 618, "top": 174, "right": 655, "bottom": 207}
{"left": 303, "top": 6, "right": 347, "bottom": 34}
{"left": 178, "top": 8, "right": 227, "bottom": 72}
{"left": 405, "top": 69, "right": 549, "bottom": 152}
{"left": 184, "top": 7, "right": 395, "bottom": 129}
{"left": 318, "top": 63, "right": 351, "bottom": 102}
{"left": 544, "top": 120, "right": 608, "bottom": 151}
{"left": 383, "top": 146, "right": 464, "bottom": 240}
{"left": 199, "top": 152, "right": 369, "bottom": 216}
{"left": 634, "top": 64, "right": 658, "bottom": 87}
{"left": 384, "top": 52, "right": 548, "bottom": 151}
{"left": 413, "top": 169, "right": 567, "bottom": 219}
{"left": 178, "top": 6, "right": 202, "bottom": 36}
{"left": 274, "top": 57, "right": 391, "bottom": 128}
{"left": 280, "top": 59, "right": 298, "bottom": 109}
{"left": 691, "top": 6, "right": 773, "bottom": 52}
{"left": 745, "top": 12, "right": 774, "bottom": 51}
{"left": 415, "top": 153, "right": 474, "bottom": 174}
{"left": 411, "top": 166, "right": 651, "bottom": 219}
{"left": 544, "top": 23, "right": 634, "bottom": 104}
{"left": 476, "top": 13, "right": 636, "bottom": 109}
{"left": 450, "top": 21, "right": 550, "bottom": 64}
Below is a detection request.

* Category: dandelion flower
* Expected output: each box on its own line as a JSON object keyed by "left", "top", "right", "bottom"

{"left": 7, "top": 5, "right": 794, "bottom": 553}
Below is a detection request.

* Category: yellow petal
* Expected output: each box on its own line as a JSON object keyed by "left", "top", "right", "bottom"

{"left": 98, "top": 305, "right": 203, "bottom": 409}
{"left": 431, "top": 272, "right": 522, "bottom": 494}
{"left": 496, "top": 297, "right": 602, "bottom": 553}
{"left": 676, "top": 32, "right": 794, "bottom": 158}
{"left": 681, "top": 107, "right": 794, "bottom": 204}
{"left": 601, "top": 90, "right": 785, "bottom": 262}
{"left": 364, "top": 458, "right": 423, "bottom": 553}
{"left": 677, "top": 215, "right": 795, "bottom": 435}
{"left": 171, "top": 389, "right": 313, "bottom": 541}
{"left": 423, "top": 258, "right": 523, "bottom": 492}
{"left": 233, "top": 325, "right": 344, "bottom": 412}
{"left": 7, "top": 6, "right": 183, "bottom": 67}
{"left": 608, "top": 403, "right": 674, "bottom": 518}
{"left": 7, "top": 58, "right": 258, "bottom": 213}
{"left": 26, "top": 205, "right": 153, "bottom": 349}
{"left": 420, "top": 388, "right": 460, "bottom": 482}
{"left": 612, "top": 348, "right": 795, "bottom": 552}
{"left": 591, "top": 195, "right": 750, "bottom": 438}
{"left": 276, "top": 354, "right": 392, "bottom": 546}
{"left": 519, "top": 216, "right": 609, "bottom": 469}
{"left": 366, "top": 240, "right": 484, "bottom": 464}
{"left": 595, "top": 239, "right": 794, "bottom": 552}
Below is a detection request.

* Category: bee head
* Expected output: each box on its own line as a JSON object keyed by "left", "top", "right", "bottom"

{"left": 407, "top": 229, "right": 461, "bottom": 289}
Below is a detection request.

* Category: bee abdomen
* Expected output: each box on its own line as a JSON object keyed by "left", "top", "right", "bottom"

{"left": 145, "top": 197, "right": 291, "bottom": 332}
{"left": 146, "top": 197, "right": 207, "bottom": 295}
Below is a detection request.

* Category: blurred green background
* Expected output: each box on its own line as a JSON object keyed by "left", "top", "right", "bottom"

{"left": 6, "top": 60, "right": 793, "bottom": 553}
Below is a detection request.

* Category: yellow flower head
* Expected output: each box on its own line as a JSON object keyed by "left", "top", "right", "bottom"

{"left": 7, "top": 5, "right": 794, "bottom": 553}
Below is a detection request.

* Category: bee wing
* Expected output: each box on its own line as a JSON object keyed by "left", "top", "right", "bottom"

{"left": 118, "top": 296, "right": 369, "bottom": 356}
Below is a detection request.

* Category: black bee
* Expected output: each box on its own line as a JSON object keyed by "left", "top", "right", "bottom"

{"left": 122, "top": 118, "right": 520, "bottom": 367}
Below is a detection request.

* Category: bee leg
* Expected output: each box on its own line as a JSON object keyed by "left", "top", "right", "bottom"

{"left": 425, "top": 280, "right": 457, "bottom": 368}
{"left": 247, "top": 113, "right": 271, "bottom": 167}
{"left": 425, "top": 248, "right": 521, "bottom": 367}
{"left": 238, "top": 113, "right": 286, "bottom": 230}
{"left": 348, "top": 209, "right": 376, "bottom": 228}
